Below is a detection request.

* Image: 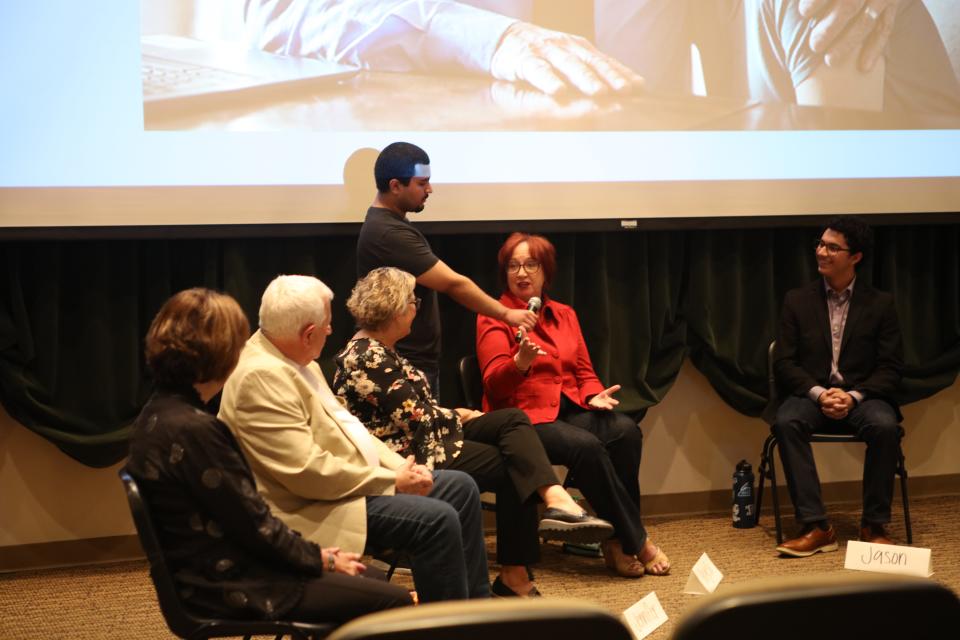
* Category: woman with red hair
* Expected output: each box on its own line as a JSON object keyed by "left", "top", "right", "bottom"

{"left": 476, "top": 233, "right": 670, "bottom": 578}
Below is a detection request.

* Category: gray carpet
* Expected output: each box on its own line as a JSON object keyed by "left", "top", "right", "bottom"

{"left": 2, "top": 494, "right": 957, "bottom": 639}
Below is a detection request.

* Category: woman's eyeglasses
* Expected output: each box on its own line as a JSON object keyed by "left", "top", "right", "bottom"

{"left": 408, "top": 296, "right": 422, "bottom": 310}
{"left": 506, "top": 259, "right": 541, "bottom": 274}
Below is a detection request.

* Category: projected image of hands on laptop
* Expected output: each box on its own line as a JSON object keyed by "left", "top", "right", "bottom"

{"left": 142, "top": 0, "right": 960, "bottom": 132}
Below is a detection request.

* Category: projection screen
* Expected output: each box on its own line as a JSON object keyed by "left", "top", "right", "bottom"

{"left": 1, "top": 0, "right": 959, "bottom": 231}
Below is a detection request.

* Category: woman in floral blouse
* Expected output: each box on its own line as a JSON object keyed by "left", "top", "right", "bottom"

{"left": 334, "top": 267, "right": 613, "bottom": 598}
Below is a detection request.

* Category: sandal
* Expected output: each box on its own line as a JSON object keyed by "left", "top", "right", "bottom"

{"left": 601, "top": 540, "right": 644, "bottom": 578}
{"left": 640, "top": 544, "right": 671, "bottom": 576}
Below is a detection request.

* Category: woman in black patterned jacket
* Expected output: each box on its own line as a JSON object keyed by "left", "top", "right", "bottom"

{"left": 126, "top": 288, "right": 411, "bottom": 623}
{"left": 334, "top": 267, "right": 615, "bottom": 598}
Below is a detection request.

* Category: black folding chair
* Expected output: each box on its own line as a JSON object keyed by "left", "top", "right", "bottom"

{"left": 119, "top": 469, "right": 335, "bottom": 640}
{"left": 754, "top": 342, "right": 913, "bottom": 544}
{"left": 672, "top": 573, "right": 959, "bottom": 640}
{"left": 327, "top": 599, "right": 634, "bottom": 640}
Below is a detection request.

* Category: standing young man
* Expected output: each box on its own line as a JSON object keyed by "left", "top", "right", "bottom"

{"left": 357, "top": 142, "right": 536, "bottom": 394}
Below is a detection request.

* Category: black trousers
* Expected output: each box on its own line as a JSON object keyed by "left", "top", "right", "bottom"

{"left": 439, "top": 408, "right": 559, "bottom": 566}
{"left": 535, "top": 397, "right": 646, "bottom": 555}
{"left": 773, "top": 396, "right": 900, "bottom": 525}
{"left": 288, "top": 570, "right": 412, "bottom": 624}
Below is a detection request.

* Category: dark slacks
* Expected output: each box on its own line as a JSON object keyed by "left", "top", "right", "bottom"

{"left": 773, "top": 395, "right": 900, "bottom": 525}
{"left": 289, "top": 571, "right": 412, "bottom": 623}
{"left": 535, "top": 397, "right": 647, "bottom": 555}
{"left": 364, "top": 469, "right": 489, "bottom": 602}
{"left": 440, "top": 408, "right": 559, "bottom": 566}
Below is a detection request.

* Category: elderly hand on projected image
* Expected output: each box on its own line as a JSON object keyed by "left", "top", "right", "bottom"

{"left": 489, "top": 81, "right": 626, "bottom": 122}
{"left": 490, "top": 22, "right": 644, "bottom": 98}
{"left": 799, "top": 0, "right": 899, "bottom": 72}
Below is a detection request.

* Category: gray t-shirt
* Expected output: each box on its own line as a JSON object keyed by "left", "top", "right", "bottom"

{"left": 357, "top": 207, "right": 441, "bottom": 372}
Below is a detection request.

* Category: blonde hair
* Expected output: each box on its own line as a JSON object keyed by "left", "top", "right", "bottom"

{"left": 258, "top": 275, "right": 333, "bottom": 339}
{"left": 145, "top": 288, "right": 250, "bottom": 386}
{"left": 347, "top": 267, "right": 416, "bottom": 331}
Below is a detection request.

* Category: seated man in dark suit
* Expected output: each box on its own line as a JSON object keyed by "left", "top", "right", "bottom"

{"left": 773, "top": 215, "right": 904, "bottom": 557}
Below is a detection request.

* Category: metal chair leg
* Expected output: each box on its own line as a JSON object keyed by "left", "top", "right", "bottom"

{"left": 767, "top": 438, "right": 783, "bottom": 545}
{"left": 755, "top": 434, "right": 774, "bottom": 525}
{"left": 899, "top": 448, "right": 913, "bottom": 544}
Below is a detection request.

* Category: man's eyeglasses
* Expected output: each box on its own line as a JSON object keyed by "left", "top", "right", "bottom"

{"left": 506, "top": 259, "right": 541, "bottom": 274}
{"left": 814, "top": 239, "right": 851, "bottom": 255}
{"left": 408, "top": 296, "right": 421, "bottom": 310}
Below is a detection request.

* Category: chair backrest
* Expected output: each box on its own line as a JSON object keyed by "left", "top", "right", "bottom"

{"left": 458, "top": 354, "right": 483, "bottom": 410}
{"left": 119, "top": 468, "right": 203, "bottom": 638}
{"left": 327, "top": 599, "right": 632, "bottom": 640}
{"left": 760, "top": 339, "right": 779, "bottom": 425}
{"left": 671, "top": 573, "right": 959, "bottom": 640}
{"left": 119, "top": 469, "right": 330, "bottom": 640}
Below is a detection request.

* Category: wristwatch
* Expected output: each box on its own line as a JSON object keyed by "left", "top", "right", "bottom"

{"left": 326, "top": 552, "right": 336, "bottom": 573}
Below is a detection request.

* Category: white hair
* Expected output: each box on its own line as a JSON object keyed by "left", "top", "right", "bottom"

{"left": 258, "top": 275, "right": 334, "bottom": 339}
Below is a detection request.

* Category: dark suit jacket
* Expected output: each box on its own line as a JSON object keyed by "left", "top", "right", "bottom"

{"left": 774, "top": 279, "right": 904, "bottom": 411}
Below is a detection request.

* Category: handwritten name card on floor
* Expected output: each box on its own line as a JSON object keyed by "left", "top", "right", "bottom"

{"left": 844, "top": 540, "right": 932, "bottom": 577}
{"left": 622, "top": 591, "right": 668, "bottom": 640}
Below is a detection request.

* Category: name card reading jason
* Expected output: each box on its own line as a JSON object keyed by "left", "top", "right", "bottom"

{"left": 844, "top": 540, "right": 932, "bottom": 577}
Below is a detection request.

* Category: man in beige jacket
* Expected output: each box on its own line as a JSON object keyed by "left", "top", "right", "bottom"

{"left": 219, "top": 275, "right": 489, "bottom": 602}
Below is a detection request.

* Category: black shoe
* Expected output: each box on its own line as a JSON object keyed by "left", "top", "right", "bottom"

{"left": 538, "top": 508, "right": 614, "bottom": 544}
{"left": 491, "top": 576, "right": 542, "bottom": 598}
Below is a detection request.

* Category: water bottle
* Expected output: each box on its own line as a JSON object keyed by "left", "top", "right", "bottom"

{"left": 732, "top": 459, "right": 756, "bottom": 529}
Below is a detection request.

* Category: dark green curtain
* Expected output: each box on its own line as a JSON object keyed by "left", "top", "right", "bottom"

{"left": 1, "top": 223, "right": 957, "bottom": 468}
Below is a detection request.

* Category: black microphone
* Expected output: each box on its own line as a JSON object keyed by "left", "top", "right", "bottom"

{"left": 515, "top": 296, "right": 542, "bottom": 343}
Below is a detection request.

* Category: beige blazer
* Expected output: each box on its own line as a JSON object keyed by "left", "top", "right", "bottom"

{"left": 219, "top": 330, "right": 405, "bottom": 554}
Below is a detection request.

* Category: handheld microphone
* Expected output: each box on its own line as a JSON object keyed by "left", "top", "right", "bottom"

{"left": 515, "top": 296, "right": 542, "bottom": 343}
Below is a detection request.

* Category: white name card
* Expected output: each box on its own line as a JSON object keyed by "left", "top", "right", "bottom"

{"left": 622, "top": 591, "right": 668, "bottom": 640}
{"left": 684, "top": 552, "right": 724, "bottom": 595}
{"left": 844, "top": 540, "right": 933, "bottom": 577}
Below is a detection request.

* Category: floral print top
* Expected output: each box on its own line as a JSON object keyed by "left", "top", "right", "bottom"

{"left": 333, "top": 337, "right": 463, "bottom": 469}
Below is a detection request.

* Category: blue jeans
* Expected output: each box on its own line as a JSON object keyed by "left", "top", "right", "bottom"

{"left": 365, "top": 470, "right": 489, "bottom": 602}
{"left": 773, "top": 396, "right": 900, "bottom": 525}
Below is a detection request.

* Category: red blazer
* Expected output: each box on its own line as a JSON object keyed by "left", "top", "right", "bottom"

{"left": 476, "top": 292, "right": 605, "bottom": 425}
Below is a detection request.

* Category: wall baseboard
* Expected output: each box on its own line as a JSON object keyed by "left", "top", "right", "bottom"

{"left": 5, "top": 474, "right": 958, "bottom": 573}
{"left": 641, "top": 473, "right": 960, "bottom": 519}
{"left": 0, "top": 535, "right": 145, "bottom": 574}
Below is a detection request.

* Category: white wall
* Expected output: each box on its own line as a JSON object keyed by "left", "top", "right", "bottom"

{"left": 2, "top": 360, "right": 958, "bottom": 548}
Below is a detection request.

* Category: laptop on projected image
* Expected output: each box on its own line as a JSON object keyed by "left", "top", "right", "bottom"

{"left": 142, "top": 35, "right": 357, "bottom": 121}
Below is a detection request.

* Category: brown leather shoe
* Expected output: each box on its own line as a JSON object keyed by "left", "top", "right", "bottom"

{"left": 860, "top": 523, "right": 894, "bottom": 545}
{"left": 776, "top": 524, "right": 839, "bottom": 557}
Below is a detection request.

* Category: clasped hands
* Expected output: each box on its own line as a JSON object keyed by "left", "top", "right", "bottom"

{"left": 321, "top": 547, "right": 366, "bottom": 576}
{"left": 395, "top": 455, "right": 433, "bottom": 496}
{"left": 818, "top": 387, "right": 857, "bottom": 419}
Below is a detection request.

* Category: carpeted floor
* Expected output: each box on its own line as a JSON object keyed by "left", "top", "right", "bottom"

{"left": 2, "top": 494, "right": 958, "bottom": 639}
